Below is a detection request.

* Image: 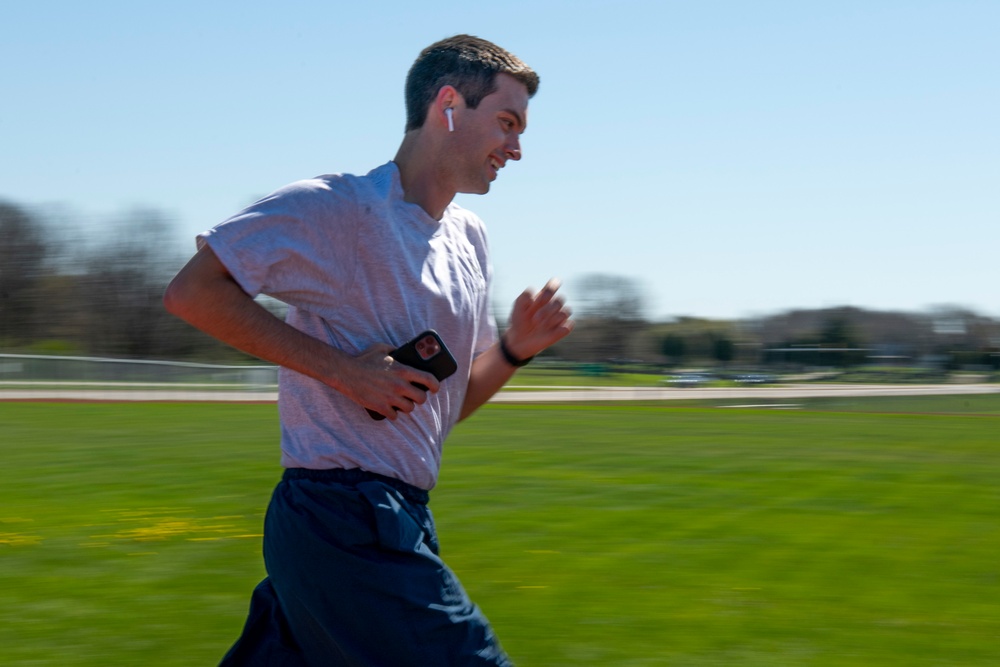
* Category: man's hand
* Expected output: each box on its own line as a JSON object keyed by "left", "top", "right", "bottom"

{"left": 503, "top": 278, "right": 574, "bottom": 361}
{"left": 342, "top": 345, "right": 441, "bottom": 421}
{"left": 459, "top": 279, "right": 573, "bottom": 420}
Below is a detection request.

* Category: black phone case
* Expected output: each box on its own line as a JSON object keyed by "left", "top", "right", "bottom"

{"left": 367, "top": 330, "right": 458, "bottom": 420}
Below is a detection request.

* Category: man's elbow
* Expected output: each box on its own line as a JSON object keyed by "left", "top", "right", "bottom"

{"left": 163, "top": 247, "right": 218, "bottom": 321}
{"left": 162, "top": 279, "right": 181, "bottom": 318}
{"left": 162, "top": 274, "right": 195, "bottom": 322}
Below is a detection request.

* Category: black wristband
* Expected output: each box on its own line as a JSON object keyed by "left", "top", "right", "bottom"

{"left": 499, "top": 336, "right": 534, "bottom": 367}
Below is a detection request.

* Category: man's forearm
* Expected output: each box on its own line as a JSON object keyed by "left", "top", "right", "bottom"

{"left": 459, "top": 343, "right": 518, "bottom": 420}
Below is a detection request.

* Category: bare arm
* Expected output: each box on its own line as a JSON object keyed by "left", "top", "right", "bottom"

{"left": 460, "top": 279, "right": 573, "bottom": 420}
{"left": 162, "top": 244, "right": 438, "bottom": 420}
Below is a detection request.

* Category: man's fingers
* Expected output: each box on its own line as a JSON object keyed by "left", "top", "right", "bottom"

{"left": 539, "top": 295, "right": 567, "bottom": 317}
{"left": 353, "top": 343, "right": 442, "bottom": 421}
{"left": 379, "top": 382, "right": 426, "bottom": 420}
{"left": 401, "top": 368, "right": 440, "bottom": 394}
{"left": 534, "top": 278, "right": 560, "bottom": 304}
{"left": 505, "top": 278, "right": 573, "bottom": 360}
{"left": 518, "top": 278, "right": 562, "bottom": 319}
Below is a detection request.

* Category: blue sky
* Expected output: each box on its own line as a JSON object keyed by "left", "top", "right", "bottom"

{"left": 3, "top": 0, "right": 997, "bottom": 321}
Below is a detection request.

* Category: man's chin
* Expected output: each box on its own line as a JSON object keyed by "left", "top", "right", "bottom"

{"left": 457, "top": 183, "right": 491, "bottom": 196}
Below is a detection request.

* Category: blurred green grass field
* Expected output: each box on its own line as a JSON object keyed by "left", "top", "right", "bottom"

{"left": 1, "top": 397, "right": 998, "bottom": 666}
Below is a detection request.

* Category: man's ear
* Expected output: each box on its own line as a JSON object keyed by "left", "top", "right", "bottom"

{"left": 433, "top": 85, "right": 463, "bottom": 131}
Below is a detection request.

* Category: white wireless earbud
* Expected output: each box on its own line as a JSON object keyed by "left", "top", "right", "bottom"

{"left": 445, "top": 107, "right": 454, "bottom": 132}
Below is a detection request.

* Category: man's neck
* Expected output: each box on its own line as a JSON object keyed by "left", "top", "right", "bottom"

{"left": 393, "top": 132, "right": 456, "bottom": 220}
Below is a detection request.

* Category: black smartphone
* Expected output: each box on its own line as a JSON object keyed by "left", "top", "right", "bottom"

{"left": 367, "top": 330, "right": 458, "bottom": 420}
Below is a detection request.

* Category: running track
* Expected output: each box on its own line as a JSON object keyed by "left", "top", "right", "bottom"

{"left": 2, "top": 383, "right": 998, "bottom": 403}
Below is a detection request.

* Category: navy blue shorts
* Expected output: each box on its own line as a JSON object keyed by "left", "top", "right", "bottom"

{"left": 219, "top": 468, "right": 512, "bottom": 666}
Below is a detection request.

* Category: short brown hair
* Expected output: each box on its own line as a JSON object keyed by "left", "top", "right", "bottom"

{"left": 404, "top": 35, "right": 539, "bottom": 132}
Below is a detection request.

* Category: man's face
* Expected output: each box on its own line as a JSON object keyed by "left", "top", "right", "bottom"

{"left": 450, "top": 74, "right": 530, "bottom": 195}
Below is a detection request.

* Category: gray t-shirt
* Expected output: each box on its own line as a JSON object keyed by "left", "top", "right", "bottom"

{"left": 198, "top": 162, "right": 497, "bottom": 490}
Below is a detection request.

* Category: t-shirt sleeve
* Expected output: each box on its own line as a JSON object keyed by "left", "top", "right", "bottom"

{"left": 197, "top": 178, "right": 358, "bottom": 311}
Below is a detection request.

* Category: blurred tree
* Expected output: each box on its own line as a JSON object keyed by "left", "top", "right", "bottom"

{"left": 649, "top": 317, "right": 738, "bottom": 367}
{"left": 926, "top": 305, "right": 1000, "bottom": 371}
{"left": 71, "top": 208, "right": 227, "bottom": 359}
{"left": 555, "top": 274, "right": 648, "bottom": 361}
{"left": 711, "top": 335, "right": 735, "bottom": 365}
{"left": 819, "top": 312, "right": 866, "bottom": 366}
{"left": 819, "top": 314, "right": 860, "bottom": 348}
{"left": 0, "top": 202, "right": 49, "bottom": 346}
{"left": 574, "top": 273, "right": 646, "bottom": 322}
{"left": 660, "top": 334, "right": 686, "bottom": 366}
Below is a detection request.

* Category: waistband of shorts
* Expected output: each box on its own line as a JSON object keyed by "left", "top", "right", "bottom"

{"left": 282, "top": 468, "right": 430, "bottom": 505}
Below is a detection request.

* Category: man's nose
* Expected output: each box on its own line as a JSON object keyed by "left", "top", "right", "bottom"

{"left": 505, "top": 139, "right": 522, "bottom": 161}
